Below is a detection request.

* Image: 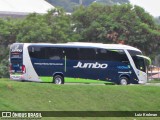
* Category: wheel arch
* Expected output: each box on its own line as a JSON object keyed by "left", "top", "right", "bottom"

{"left": 119, "top": 74, "right": 130, "bottom": 84}
{"left": 53, "top": 72, "right": 64, "bottom": 77}
{"left": 52, "top": 72, "right": 64, "bottom": 83}
{"left": 119, "top": 74, "right": 130, "bottom": 80}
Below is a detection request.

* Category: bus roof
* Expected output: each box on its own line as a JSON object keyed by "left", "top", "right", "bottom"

{"left": 17, "top": 42, "right": 141, "bottom": 52}
{"left": 66, "top": 42, "right": 141, "bottom": 52}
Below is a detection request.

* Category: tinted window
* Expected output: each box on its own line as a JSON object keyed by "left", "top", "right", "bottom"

{"left": 128, "top": 50, "right": 142, "bottom": 56}
{"left": 28, "top": 46, "right": 45, "bottom": 59}
{"left": 45, "top": 47, "right": 64, "bottom": 60}
{"left": 128, "top": 50, "right": 146, "bottom": 72}
{"left": 28, "top": 46, "right": 64, "bottom": 60}
{"left": 64, "top": 48, "right": 79, "bottom": 60}
{"left": 97, "top": 49, "right": 129, "bottom": 62}
{"left": 28, "top": 46, "right": 129, "bottom": 63}
{"left": 132, "top": 56, "right": 146, "bottom": 72}
{"left": 79, "top": 48, "right": 96, "bottom": 60}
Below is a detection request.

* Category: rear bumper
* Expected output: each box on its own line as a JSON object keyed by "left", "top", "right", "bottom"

{"left": 10, "top": 75, "right": 24, "bottom": 80}
{"left": 10, "top": 74, "right": 42, "bottom": 82}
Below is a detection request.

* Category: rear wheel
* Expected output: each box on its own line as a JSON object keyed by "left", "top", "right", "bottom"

{"left": 53, "top": 75, "right": 64, "bottom": 84}
{"left": 119, "top": 77, "right": 128, "bottom": 85}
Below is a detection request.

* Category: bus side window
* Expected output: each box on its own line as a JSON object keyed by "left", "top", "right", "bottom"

{"left": 79, "top": 48, "right": 96, "bottom": 60}
{"left": 96, "top": 49, "right": 129, "bottom": 62}
{"left": 64, "top": 48, "right": 79, "bottom": 60}
{"left": 46, "top": 48, "right": 63, "bottom": 60}
{"left": 96, "top": 49, "right": 107, "bottom": 61}
{"left": 28, "top": 46, "right": 43, "bottom": 59}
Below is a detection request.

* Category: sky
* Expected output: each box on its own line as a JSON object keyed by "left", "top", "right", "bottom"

{"left": 0, "top": 0, "right": 54, "bottom": 14}
{"left": 129, "top": 0, "right": 160, "bottom": 17}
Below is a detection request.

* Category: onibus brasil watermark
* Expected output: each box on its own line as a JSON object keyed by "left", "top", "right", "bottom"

{"left": 1, "top": 112, "right": 42, "bottom": 119}
{"left": 1, "top": 111, "right": 160, "bottom": 118}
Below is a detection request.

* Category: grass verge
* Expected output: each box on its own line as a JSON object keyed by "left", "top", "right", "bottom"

{"left": 0, "top": 78, "right": 160, "bottom": 120}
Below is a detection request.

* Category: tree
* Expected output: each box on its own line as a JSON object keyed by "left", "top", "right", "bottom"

{"left": 44, "top": 9, "right": 79, "bottom": 43}
{"left": 0, "top": 54, "right": 9, "bottom": 78}
{"left": 0, "top": 18, "right": 18, "bottom": 46}
{"left": 72, "top": 3, "right": 160, "bottom": 55}
{"left": 0, "top": 18, "right": 18, "bottom": 78}
{"left": 16, "top": 13, "right": 52, "bottom": 43}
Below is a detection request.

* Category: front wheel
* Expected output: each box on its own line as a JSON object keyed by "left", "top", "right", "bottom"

{"left": 53, "top": 75, "right": 64, "bottom": 84}
{"left": 119, "top": 77, "right": 128, "bottom": 85}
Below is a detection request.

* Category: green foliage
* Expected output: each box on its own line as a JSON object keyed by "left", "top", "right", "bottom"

{"left": 44, "top": 9, "right": 79, "bottom": 42}
{"left": 0, "top": 18, "right": 17, "bottom": 46}
{"left": 0, "top": 18, "right": 16, "bottom": 78}
{"left": 16, "top": 13, "right": 52, "bottom": 42}
{"left": 72, "top": 3, "right": 160, "bottom": 55}
{"left": 15, "top": 9, "right": 78, "bottom": 43}
{"left": 0, "top": 47, "right": 9, "bottom": 78}
{"left": 0, "top": 59, "right": 9, "bottom": 78}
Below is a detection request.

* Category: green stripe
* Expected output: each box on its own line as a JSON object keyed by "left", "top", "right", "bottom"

{"left": 40, "top": 76, "right": 112, "bottom": 84}
{"left": 65, "top": 77, "right": 111, "bottom": 84}
{"left": 40, "top": 76, "right": 52, "bottom": 82}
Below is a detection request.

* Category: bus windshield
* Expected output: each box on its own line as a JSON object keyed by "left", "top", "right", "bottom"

{"left": 128, "top": 50, "right": 146, "bottom": 72}
{"left": 132, "top": 56, "right": 146, "bottom": 72}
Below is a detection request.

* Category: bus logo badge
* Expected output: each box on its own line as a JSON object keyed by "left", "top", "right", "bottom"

{"left": 73, "top": 62, "right": 108, "bottom": 69}
{"left": 11, "top": 45, "right": 22, "bottom": 52}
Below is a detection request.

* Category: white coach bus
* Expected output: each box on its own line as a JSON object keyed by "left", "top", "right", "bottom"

{"left": 9, "top": 42, "right": 151, "bottom": 85}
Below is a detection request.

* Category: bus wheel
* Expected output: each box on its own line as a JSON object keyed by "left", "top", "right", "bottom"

{"left": 119, "top": 77, "right": 128, "bottom": 85}
{"left": 53, "top": 75, "right": 64, "bottom": 84}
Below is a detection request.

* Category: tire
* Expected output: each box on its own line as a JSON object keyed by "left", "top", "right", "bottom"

{"left": 53, "top": 75, "right": 64, "bottom": 84}
{"left": 119, "top": 77, "right": 128, "bottom": 85}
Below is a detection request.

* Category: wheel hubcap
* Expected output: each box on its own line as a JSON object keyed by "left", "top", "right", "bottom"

{"left": 55, "top": 78, "right": 62, "bottom": 84}
{"left": 121, "top": 79, "right": 127, "bottom": 85}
